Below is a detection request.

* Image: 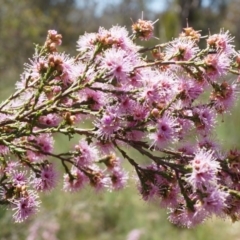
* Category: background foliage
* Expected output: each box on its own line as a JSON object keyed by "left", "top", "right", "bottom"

{"left": 1, "top": 0, "right": 240, "bottom": 239}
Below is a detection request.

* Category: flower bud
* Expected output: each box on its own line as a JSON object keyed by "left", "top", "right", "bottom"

{"left": 132, "top": 19, "right": 154, "bottom": 40}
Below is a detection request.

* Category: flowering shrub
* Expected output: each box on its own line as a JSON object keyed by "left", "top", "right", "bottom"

{"left": 1, "top": 18, "right": 240, "bottom": 228}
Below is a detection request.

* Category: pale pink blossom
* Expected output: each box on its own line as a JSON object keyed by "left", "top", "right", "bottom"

{"left": 186, "top": 149, "right": 220, "bottom": 190}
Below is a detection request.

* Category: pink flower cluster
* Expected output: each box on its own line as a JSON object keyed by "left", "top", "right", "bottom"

{"left": 0, "top": 19, "right": 240, "bottom": 227}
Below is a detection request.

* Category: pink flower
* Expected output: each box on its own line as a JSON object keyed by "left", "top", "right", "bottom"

{"left": 109, "top": 26, "right": 140, "bottom": 52}
{"left": 11, "top": 190, "right": 40, "bottom": 223}
{"left": 100, "top": 48, "right": 134, "bottom": 83}
{"left": 38, "top": 113, "right": 61, "bottom": 127}
{"left": 207, "top": 30, "right": 235, "bottom": 56}
{"left": 76, "top": 32, "right": 97, "bottom": 53}
{"left": 141, "top": 71, "right": 177, "bottom": 107}
{"left": 11, "top": 171, "right": 27, "bottom": 186}
{"left": 131, "top": 103, "right": 149, "bottom": 121}
{"left": 110, "top": 167, "right": 128, "bottom": 190}
{"left": 4, "top": 161, "right": 20, "bottom": 174}
{"left": 0, "top": 144, "right": 9, "bottom": 155}
{"left": 127, "top": 68, "right": 146, "bottom": 88}
{"left": 63, "top": 167, "right": 89, "bottom": 192}
{"left": 148, "top": 115, "right": 177, "bottom": 149}
{"left": 186, "top": 149, "right": 220, "bottom": 190}
{"left": 95, "top": 140, "right": 115, "bottom": 155}
{"left": 95, "top": 107, "right": 121, "bottom": 140}
{"left": 125, "top": 128, "right": 145, "bottom": 142}
{"left": 177, "top": 77, "right": 203, "bottom": 106}
{"left": 138, "top": 182, "right": 159, "bottom": 201}
{"left": 74, "top": 139, "right": 98, "bottom": 167}
{"left": 160, "top": 185, "right": 181, "bottom": 208}
{"left": 78, "top": 87, "right": 106, "bottom": 111}
{"left": 32, "top": 164, "right": 58, "bottom": 191}
{"left": 193, "top": 107, "right": 216, "bottom": 135}
{"left": 138, "top": 163, "right": 169, "bottom": 201}
{"left": 198, "top": 137, "right": 221, "bottom": 159}
{"left": 27, "top": 133, "right": 54, "bottom": 162}
{"left": 48, "top": 53, "right": 78, "bottom": 87}
{"left": 94, "top": 26, "right": 140, "bottom": 53}
{"left": 16, "top": 55, "right": 47, "bottom": 90}
{"left": 202, "top": 187, "right": 228, "bottom": 216}
{"left": 177, "top": 118, "right": 194, "bottom": 139}
{"left": 36, "top": 133, "right": 54, "bottom": 153}
{"left": 88, "top": 166, "right": 111, "bottom": 192}
{"left": 178, "top": 143, "right": 196, "bottom": 155}
{"left": 204, "top": 53, "right": 230, "bottom": 81}
{"left": 168, "top": 205, "right": 207, "bottom": 228}
{"left": 165, "top": 37, "right": 199, "bottom": 61}
{"left": 210, "top": 81, "right": 237, "bottom": 113}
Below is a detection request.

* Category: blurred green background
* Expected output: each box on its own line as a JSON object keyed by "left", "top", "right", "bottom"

{"left": 1, "top": 0, "right": 240, "bottom": 239}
